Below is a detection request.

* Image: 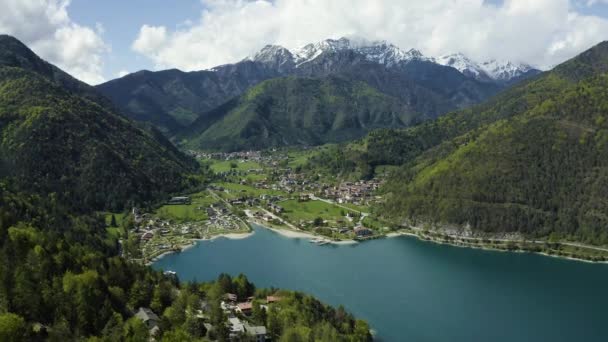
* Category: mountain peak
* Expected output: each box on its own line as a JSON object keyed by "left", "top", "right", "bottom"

{"left": 480, "top": 59, "right": 535, "bottom": 82}
{"left": 292, "top": 37, "right": 429, "bottom": 67}
{"left": 435, "top": 52, "right": 540, "bottom": 83}
{"left": 436, "top": 52, "right": 490, "bottom": 80}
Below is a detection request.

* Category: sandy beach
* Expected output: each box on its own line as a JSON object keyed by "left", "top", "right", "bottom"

{"left": 259, "top": 224, "right": 358, "bottom": 245}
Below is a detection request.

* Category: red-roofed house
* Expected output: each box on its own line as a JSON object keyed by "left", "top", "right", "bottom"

{"left": 236, "top": 302, "right": 253, "bottom": 315}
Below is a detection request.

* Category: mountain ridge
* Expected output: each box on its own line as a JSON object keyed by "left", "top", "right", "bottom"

{"left": 98, "top": 37, "right": 539, "bottom": 137}
{"left": 0, "top": 35, "right": 198, "bottom": 211}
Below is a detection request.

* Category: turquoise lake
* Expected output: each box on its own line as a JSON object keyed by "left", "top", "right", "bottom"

{"left": 153, "top": 225, "right": 608, "bottom": 341}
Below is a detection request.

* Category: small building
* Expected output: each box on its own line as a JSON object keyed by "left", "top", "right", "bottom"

{"left": 245, "top": 325, "right": 267, "bottom": 342}
{"left": 229, "top": 317, "right": 245, "bottom": 337}
{"left": 299, "top": 194, "right": 311, "bottom": 202}
{"left": 135, "top": 307, "right": 160, "bottom": 336}
{"left": 167, "top": 196, "right": 191, "bottom": 205}
{"left": 236, "top": 302, "right": 253, "bottom": 315}
{"left": 141, "top": 231, "right": 154, "bottom": 241}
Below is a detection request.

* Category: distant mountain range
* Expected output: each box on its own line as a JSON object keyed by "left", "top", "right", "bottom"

{"left": 256, "top": 37, "right": 538, "bottom": 84}
{"left": 97, "top": 37, "right": 541, "bottom": 147}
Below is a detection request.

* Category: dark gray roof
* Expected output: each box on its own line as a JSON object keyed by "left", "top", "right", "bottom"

{"left": 135, "top": 307, "right": 159, "bottom": 323}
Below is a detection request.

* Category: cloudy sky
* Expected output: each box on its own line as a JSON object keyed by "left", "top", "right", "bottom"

{"left": 2, "top": 0, "right": 608, "bottom": 85}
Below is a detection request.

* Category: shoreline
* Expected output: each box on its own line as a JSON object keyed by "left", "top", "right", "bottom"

{"left": 147, "top": 225, "right": 607, "bottom": 266}
{"left": 146, "top": 230, "right": 254, "bottom": 265}
{"left": 384, "top": 230, "right": 608, "bottom": 264}
{"left": 248, "top": 219, "right": 358, "bottom": 245}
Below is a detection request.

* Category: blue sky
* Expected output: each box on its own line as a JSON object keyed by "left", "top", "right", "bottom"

{"left": 68, "top": 0, "right": 203, "bottom": 77}
{"left": 3, "top": 0, "right": 608, "bottom": 84}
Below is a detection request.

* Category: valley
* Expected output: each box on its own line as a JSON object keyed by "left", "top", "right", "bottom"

{"left": 1, "top": 4, "right": 608, "bottom": 339}
{"left": 109, "top": 147, "right": 608, "bottom": 266}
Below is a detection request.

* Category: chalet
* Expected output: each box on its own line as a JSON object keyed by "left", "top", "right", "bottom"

{"left": 135, "top": 307, "right": 160, "bottom": 336}
{"left": 141, "top": 232, "right": 154, "bottom": 241}
{"left": 236, "top": 302, "right": 253, "bottom": 315}
{"left": 167, "top": 196, "right": 191, "bottom": 205}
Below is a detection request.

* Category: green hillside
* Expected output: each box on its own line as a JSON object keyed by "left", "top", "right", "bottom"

{"left": 0, "top": 184, "right": 371, "bottom": 341}
{"left": 375, "top": 42, "right": 608, "bottom": 243}
{"left": 0, "top": 66, "right": 197, "bottom": 211}
{"left": 182, "top": 76, "right": 422, "bottom": 151}
{"left": 305, "top": 42, "right": 608, "bottom": 244}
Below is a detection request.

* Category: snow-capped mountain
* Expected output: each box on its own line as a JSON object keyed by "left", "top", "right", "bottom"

{"left": 250, "top": 45, "right": 295, "bottom": 72}
{"left": 245, "top": 38, "right": 539, "bottom": 84}
{"left": 435, "top": 53, "right": 540, "bottom": 83}
{"left": 292, "top": 37, "right": 432, "bottom": 67}
{"left": 435, "top": 53, "right": 491, "bottom": 82}
{"left": 480, "top": 60, "right": 537, "bottom": 82}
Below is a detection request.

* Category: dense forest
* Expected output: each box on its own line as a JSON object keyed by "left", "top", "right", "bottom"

{"left": 305, "top": 41, "right": 608, "bottom": 244}
{"left": 0, "top": 182, "right": 371, "bottom": 341}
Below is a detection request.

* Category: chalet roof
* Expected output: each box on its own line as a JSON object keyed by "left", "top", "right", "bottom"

{"left": 246, "top": 325, "right": 267, "bottom": 335}
{"left": 135, "top": 307, "right": 159, "bottom": 323}
{"left": 237, "top": 302, "right": 253, "bottom": 310}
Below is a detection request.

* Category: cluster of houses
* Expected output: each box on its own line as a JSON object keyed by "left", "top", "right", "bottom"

{"left": 221, "top": 293, "right": 283, "bottom": 341}
{"left": 322, "top": 180, "right": 384, "bottom": 205}
{"left": 189, "top": 150, "right": 264, "bottom": 161}
{"left": 134, "top": 293, "right": 278, "bottom": 341}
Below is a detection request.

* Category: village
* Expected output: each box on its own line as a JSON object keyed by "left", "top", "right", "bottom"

{"left": 111, "top": 149, "right": 389, "bottom": 263}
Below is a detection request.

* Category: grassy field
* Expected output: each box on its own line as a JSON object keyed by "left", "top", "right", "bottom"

{"left": 339, "top": 202, "right": 370, "bottom": 213}
{"left": 214, "top": 182, "right": 287, "bottom": 199}
{"left": 210, "top": 160, "right": 264, "bottom": 173}
{"left": 287, "top": 149, "right": 317, "bottom": 168}
{"left": 155, "top": 191, "right": 219, "bottom": 222}
{"left": 280, "top": 199, "right": 347, "bottom": 224}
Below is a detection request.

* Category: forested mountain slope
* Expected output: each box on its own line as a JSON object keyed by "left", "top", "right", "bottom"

{"left": 0, "top": 34, "right": 114, "bottom": 109}
{"left": 0, "top": 36, "right": 198, "bottom": 211}
{"left": 308, "top": 41, "right": 608, "bottom": 243}
{"left": 180, "top": 76, "right": 421, "bottom": 151}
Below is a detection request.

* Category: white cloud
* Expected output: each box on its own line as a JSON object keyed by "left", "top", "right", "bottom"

{"left": 132, "top": 25, "right": 168, "bottom": 56}
{"left": 117, "top": 70, "right": 130, "bottom": 78}
{"left": 0, "top": 0, "right": 108, "bottom": 84}
{"left": 132, "top": 0, "right": 608, "bottom": 71}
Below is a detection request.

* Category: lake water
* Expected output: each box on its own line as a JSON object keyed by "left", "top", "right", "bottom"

{"left": 153, "top": 225, "right": 608, "bottom": 342}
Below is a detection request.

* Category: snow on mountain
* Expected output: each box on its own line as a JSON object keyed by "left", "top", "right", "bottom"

{"left": 436, "top": 53, "right": 490, "bottom": 81}
{"left": 242, "top": 38, "right": 539, "bottom": 83}
{"left": 248, "top": 44, "right": 295, "bottom": 72}
{"left": 480, "top": 60, "right": 536, "bottom": 82}
{"left": 292, "top": 37, "right": 432, "bottom": 67}
{"left": 436, "top": 53, "right": 539, "bottom": 82}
